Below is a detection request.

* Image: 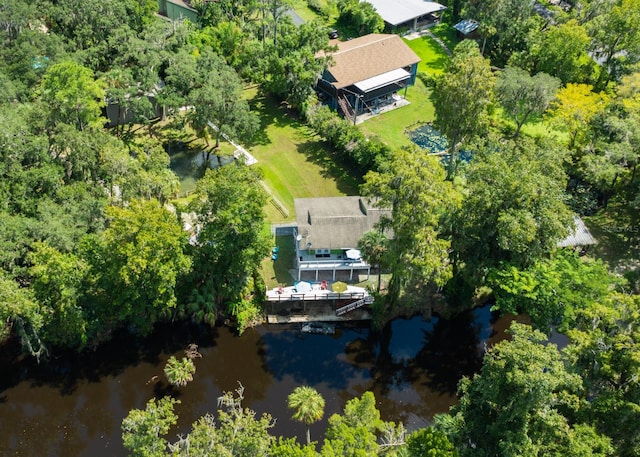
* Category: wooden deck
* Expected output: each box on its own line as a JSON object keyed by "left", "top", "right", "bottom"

{"left": 265, "top": 283, "right": 374, "bottom": 324}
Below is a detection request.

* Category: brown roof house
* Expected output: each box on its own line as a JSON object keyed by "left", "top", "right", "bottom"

{"left": 293, "top": 196, "right": 391, "bottom": 281}
{"left": 316, "top": 34, "right": 420, "bottom": 123}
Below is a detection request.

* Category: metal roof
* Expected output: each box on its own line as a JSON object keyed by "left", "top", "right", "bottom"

{"left": 453, "top": 19, "right": 479, "bottom": 35}
{"left": 557, "top": 216, "right": 597, "bottom": 248}
{"left": 354, "top": 68, "right": 411, "bottom": 92}
{"left": 363, "top": 0, "right": 447, "bottom": 26}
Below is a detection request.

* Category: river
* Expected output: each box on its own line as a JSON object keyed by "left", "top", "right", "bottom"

{"left": 0, "top": 306, "right": 527, "bottom": 456}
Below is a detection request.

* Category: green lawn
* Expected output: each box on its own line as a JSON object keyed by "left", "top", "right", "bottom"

{"left": 358, "top": 78, "right": 436, "bottom": 150}
{"left": 430, "top": 23, "right": 459, "bottom": 52}
{"left": 261, "top": 234, "right": 296, "bottom": 289}
{"left": 290, "top": 0, "right": 321, "bottom": 23}
{"left": 404, "top": 32, "right": 452, "bottom": 75}
{"left": 245, "top": 89, "right": 361, "bottom": 223}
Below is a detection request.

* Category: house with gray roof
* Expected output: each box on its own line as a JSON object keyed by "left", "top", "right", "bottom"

{"left": 293, "top": 196, "right": 391, "bottom": 281}
{"left": 363, "top": 0, "right": 446, "bottom": 31}
{"left": 316, "top": 34, "right": 421, "bottom": 122}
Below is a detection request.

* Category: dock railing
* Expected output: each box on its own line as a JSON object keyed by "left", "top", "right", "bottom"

{"left": 266, "top": 291, "right": 368, "bottom": 302}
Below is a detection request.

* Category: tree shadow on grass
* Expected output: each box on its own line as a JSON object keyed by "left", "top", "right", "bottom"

{"left": 272, "top": 234, "right": 296, "bottom": 285}
{"left": 295, "top": 140, "right": 363, "bottom": 195}
{"left": 585, "top": 201, "right": 640, "bottom": 274}
{"left": 246, "top": 93, "right": 274, "bottom": 147}
{"left": 246, "top": 93, "right": 307, "bottom": 148}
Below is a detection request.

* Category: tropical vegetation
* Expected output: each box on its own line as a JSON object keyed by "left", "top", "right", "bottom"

{"left": 1, "top": 0, "right": 640, "bottom": 455}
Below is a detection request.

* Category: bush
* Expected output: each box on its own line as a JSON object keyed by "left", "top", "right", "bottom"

{"left": 234, "top": 299, "right": 262, "bottom": 334}
{"left": 417, "top": 71, "right": 437, "bottom": 88}
{"left": 304, "top": 103, "right": 389, "bottom": 172}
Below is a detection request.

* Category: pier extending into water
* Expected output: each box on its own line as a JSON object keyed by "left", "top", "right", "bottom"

{"left": 265, "top": 282, "right": 374, "bottom": 324}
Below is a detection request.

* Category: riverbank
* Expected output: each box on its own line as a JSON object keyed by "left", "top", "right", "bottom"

{"left": 0, "top": 306, "right": 517, "bottom": 456}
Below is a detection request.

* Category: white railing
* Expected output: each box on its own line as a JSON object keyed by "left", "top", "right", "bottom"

{"left": 266, "top": 292, "right": 367, "bottom": 302}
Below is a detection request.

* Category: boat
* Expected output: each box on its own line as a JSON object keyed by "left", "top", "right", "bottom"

{"left": 301, "top": 322, "right": 336, "bottom": 335}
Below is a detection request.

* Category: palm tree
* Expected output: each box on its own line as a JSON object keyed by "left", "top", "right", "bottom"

{"left": 287, "top": 386, "right": 325, "bottom": 444}
{"left": 358, "top": 230, "right": 389, "bottom": 293}
{"left": 164, "top": 356, "right": 196, "bottom": 387}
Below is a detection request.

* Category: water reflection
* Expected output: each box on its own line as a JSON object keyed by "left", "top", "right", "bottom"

{"left": 0, "top": 306, "right": 523, "bottom": 456}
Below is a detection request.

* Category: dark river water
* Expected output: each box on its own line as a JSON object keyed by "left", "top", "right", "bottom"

{"left": 0, "top": 306, "right": 529, "bottom": 456}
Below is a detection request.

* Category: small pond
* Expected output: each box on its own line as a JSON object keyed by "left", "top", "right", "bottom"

{"left": 407, "top": 124, "right": 474, "bottom": 163}
{"left": 168, "top": 146, "right": 236, "bottom": 197}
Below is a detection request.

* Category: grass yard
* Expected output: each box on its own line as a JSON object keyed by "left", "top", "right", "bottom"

{"left": 261, "top": 234, "right": 296, "bottom": 289}
{"left": 290, "top": 0, "right": 320, "bottom": 23}
{"left": 355, "top": 30, "right": 456, "bottom": 149}
{"left": 245, "top": 88, "right": 361, "bottom": 223}
{"left": 358, "top": 78, "right": 437, "bottom": 150}
{"left": 405, "top": 31, "right": 453, "bottom": 75}
{"left": 430, "top": 23, "right": 459, "bottom": 52}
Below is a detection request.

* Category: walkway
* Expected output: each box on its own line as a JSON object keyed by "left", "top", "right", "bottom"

{"left": 404, "top": 29, "right": 453, "bottom": 57}
{"left": 207, "top": 121, "right": 258, "bottom": 165}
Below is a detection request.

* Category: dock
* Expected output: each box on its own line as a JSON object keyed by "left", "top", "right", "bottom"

{"left": 266, "top": 283, "right": 374, "bottom": 324}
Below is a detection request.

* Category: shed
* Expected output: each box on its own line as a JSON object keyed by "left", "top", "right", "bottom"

{"left": 453, "top": 19, "right": 479, "bottom": 38}
{"left": 158, "top": 0, "right": 198, "bottom": 22}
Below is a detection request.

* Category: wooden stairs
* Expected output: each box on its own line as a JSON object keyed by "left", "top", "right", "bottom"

{"left": 335, "top": 296, "right": 374, "bottom": 316}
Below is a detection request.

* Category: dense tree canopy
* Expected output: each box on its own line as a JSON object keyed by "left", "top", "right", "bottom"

{"left": 452, "top": 137, "right": 573, "bottom": 282}
{"left": 460, "top": 0, "right": 540, "bottom": 66}
{"left": 187, "top": 163, "right": 270, "bottom": 322}
{"left": 361, "top": 147, "right": 461, "bottom": 314}
{"left": 2, "top": 2, "right": 640, "bottom": 455}
{"left": 433, "top": 41, "right": 494, "bottom": 177}
{"left": 437, "top": 323, "right": 613, "bottom": 457}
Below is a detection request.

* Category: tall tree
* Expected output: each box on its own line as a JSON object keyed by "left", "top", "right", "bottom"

{"left": 358, "top": 230, "right": 389, "bottom": 293}
{"left": 452, "top": 136, "right": 572, "bottom": 281}
{"left": 533, "top": 20, "right": 594, "bottom": 85}
{"left": 28, "top": 242, "right": 89, "bottom": 348}
{"left": 433, "top": 41, "right": 495, "bottom": 178}
{"left": 361, "top": 147, "right": 461, "bottom": 314}
{"left": 260, "top": 20, "right": 334, "bottom": 109}
{"left": 496, "top": 66, "right": 560, "bottom": 138}
{"left": 39, "top": 61, "right": 105, "bottom": 132}
{"left": 321, "top": 392, "right": 384, "bottom": 457}
{"left": 169, "top": 384, "right": 275, "bottom": 456}
{"left": 288, "top": 386, "right": 325, "bottom": 445}
{"left": 188, "top": 62, "right": 258, "bottom": 152}
{"left": 406, "top": 428, "right": 457, "bottom": 457}
{"left": 549, "top": 83, "right": 609, "bottom": 150}
{"left": 122, "top": 396, "right": 179, "bottom": 457}
{"left": 565, "top": 292, "right": 640, "bottom": 456}
{"left": 336, "top": 0, "right": 384, "bottom": 35}
{"left": 460, "top": 0, "right": 540, "bottom": 66}
{"left": 587, "top": 0, "right": 640, "bottom": 88}
{"left": 488, "top": 250, "right": 618, "bottom": 332}
{"left": 0, "top": 270, "right": 46, "bottom": 361}
{"left": 436, "top": 322, "right": 613, "bottom": 457}
{"left": 85, "top": 199, "right": 191, "bottom": 338}
{"left": 188, "top": 164, "right": 270, "bottom": 317}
